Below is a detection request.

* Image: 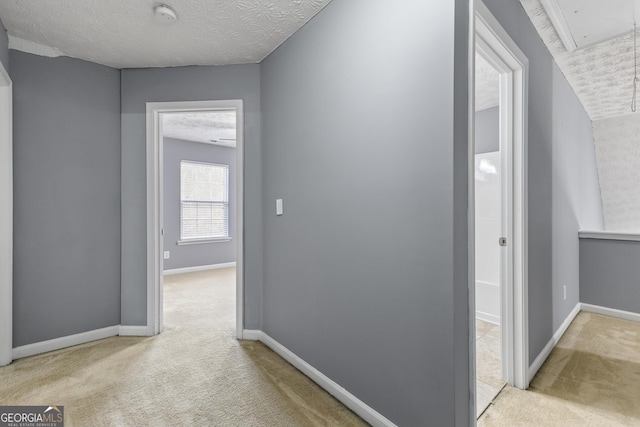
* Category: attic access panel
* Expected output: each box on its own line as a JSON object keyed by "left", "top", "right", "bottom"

{"left": 541, "top": 0, "right": 636, "bottom": 51}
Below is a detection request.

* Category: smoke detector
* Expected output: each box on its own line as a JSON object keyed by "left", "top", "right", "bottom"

{"left": 154, "top": 4, "right": 178, "bottom": 24}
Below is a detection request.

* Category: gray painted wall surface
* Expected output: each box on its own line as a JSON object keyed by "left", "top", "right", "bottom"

{"left": 11, "top": 50, "right": 121, "bottom": 346}
{"left": 580, "top": 238, "right": 640, "bottom": 313}
{"left": 483, "top": 0, "right": 604, "bottom": 362}
{"left": 452, "top": 1, "right": 471, "bottom": 421}
{"left": 0, "top": 19, "right": 8, "bottom": 71}
{"left": 551, "top": 64, "right": 604, "bottom": 337}
{"left": 163, "top": 138, "right": 236, "bottom": 270}
{"left": 261, "top": 0, "right": 470, "bottom": 425}
{"left": 120, "top": 64, "right": 262, "bottom": 329}
{"left": 475, "top": 106, "right": 499, "bottom": 154}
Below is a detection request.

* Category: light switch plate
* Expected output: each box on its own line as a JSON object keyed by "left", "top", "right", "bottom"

{"left": 276, "top": 199, "right": 283, "bottom": 216}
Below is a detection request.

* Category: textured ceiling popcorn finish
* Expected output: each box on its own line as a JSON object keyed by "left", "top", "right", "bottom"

{"left": 475, "top": 53, "right": 500, "bottom": 112}
{"left": 0, "top": 0, "right": 332, "bottom": 68}
{"left": 520, "top": 0, "right": 638, "bottom": 121}
{"left": 521, "top": 0, "right": 640, "bottom": 232}
{"left": 162, "top": 111, "right": 237, "bottom": 147}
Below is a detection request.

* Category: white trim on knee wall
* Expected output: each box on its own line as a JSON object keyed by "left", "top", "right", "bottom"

{"left": 580, "top": 303, "right": 640, "bottom": 323}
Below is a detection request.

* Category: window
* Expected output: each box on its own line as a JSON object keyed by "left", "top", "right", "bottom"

{"left": 180, "top": 160, "right": 229, "bottom": 241}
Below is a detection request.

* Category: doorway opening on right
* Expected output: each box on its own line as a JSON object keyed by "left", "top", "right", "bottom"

{"left": 474, "top": 50, "right": 506, "bottom": 417}
{"left": 473, "top": 2, "right": 530, "bottom": 417}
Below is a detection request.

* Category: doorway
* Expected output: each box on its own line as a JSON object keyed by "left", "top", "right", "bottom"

{"left": 146, "top": 100, "right": 245, "bottom": 339}
{"left": 474, "top": 49, "right": 505, "bottom": 415}
{"left": 472, "top": 0, "right": 529, "bottom": 416}
{"left": 0, "top": 60, "right": 11, "bottom": 366}
{"left": 160, "top": 110, "right": 238, "bottom": 329}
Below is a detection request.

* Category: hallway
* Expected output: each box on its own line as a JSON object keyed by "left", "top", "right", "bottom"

{"left": 0, "top": 269, "right": 366, "bottom": 426}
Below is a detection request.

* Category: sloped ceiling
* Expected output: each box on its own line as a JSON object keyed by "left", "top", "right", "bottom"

{"left": 0, "top": 0, "right": 331, "bottom": 68}
{"left": 475, "top": 53, "right": 500, "bottom": 112}
{"left": 521, "top": 0, "right": 640, "bottom": 230}
{"left": 520, "top": 0, "right": 638, "bottom": 120}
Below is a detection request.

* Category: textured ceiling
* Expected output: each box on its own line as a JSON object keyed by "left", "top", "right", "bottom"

{"left": 162, "top": 111, "right": 236, "bottom": 147}
{"left": 0, "top": 0, "right": 332, "bottom": 68}
{"left": 520, "top": 0, "right": 639, "bottom": 120}
{"left": 475, "top": 53, "right": 500, "bottom": 112}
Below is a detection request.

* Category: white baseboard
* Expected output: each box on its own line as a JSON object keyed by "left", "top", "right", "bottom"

{"left": 528, "top": 303, "right": 580, "bottom": 381}
{"left": 163, "top": 262, "right": 236, "bottom": 276}
{"left": 241, "top": 329, "right": 262, "bottom": 341}
{"left": 259, "top": 332, "right": 396, "bottom": 427}
{"left": 12, "top": 325, "right": 120, "bottom": 360}
{"left": 119, "top": 325, "right": 152, "bottom": 337}
{"left": 580, "top": 303, "right": 640, "bottom": 323}
{"left": 476, "top": 311, "right": 500, "bottom": 325}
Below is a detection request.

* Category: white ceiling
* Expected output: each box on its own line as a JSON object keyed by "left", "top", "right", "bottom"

{"left": 0, "top": 0, "right": 332, "bottom": 68}
{"left": 522, "top": 0, "right": 640, "bottom": 120}
{"left": 475, "top": 53, "right": 500, "bottom": 112}
{"left": 162, "top": 111, "right": 236, "bottom": 147}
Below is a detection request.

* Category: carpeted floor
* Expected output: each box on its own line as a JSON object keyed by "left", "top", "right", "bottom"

{"left": 0, "top": 268, "right": 367, "bottom": 426}
{"left": 3, "top": 271, "right": 639, "bottom": 426}
{"left": 479, "top": 311, "right": 640, "bottom": 426}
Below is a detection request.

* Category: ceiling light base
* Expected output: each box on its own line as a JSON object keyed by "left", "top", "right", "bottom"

{"left": 154, "top": 5, "right": 177, "bottom": 24}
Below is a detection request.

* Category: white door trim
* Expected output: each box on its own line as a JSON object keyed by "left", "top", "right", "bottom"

{"left": 146, "top": 100, "right": 245, "bottom": 339}
{"left": 0, "top": 60, "right": 12, "bottom": 366}
{"left": 475, "top": 1, "right": 530, "bottom": 389}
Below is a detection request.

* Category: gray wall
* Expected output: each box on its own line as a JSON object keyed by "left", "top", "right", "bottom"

{"left": 475, "top": 106, "right": 499, "bottom": 154}
{"left": 483, "top": 0, "right": 604, "bottom": 362}
{"left": 0, "top": 18, "right": 8, "bottom": 71}
{"left": 580, "top": 238, "right": 640, "bottom": 313}
{"left": 551, "top": 64, "right": 604, "bottom": 335}
{"left": 261, "top": 0, "right": 471, "bottom": 425}
{"left": 11, "top": 50, "right": 121, "bottom": 346}
{"left": 163, "top": 137, "right": 236, "bottom": 271}
{"left": 120, "top": 64, "right": 262, "bottom": 329}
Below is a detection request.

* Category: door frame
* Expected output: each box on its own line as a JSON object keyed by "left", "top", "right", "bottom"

{"left": 146, "top": 99, "right": 245, "bottom": 339}
{"left": 0, "top": 60, "right": 12, "bottom": 366}
{"left": 474, "top": 1, "right": 530, "bottom": 390}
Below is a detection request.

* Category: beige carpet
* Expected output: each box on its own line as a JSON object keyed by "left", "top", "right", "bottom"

{"left": 0, "top": 268, "right": 367, "bottom": 426}
{"left": 479, "top": 311, "right": 640, "bottom": 426}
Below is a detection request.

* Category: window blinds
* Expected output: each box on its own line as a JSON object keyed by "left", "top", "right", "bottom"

{"left": 180, "top": 160, "right": 229, "bottom": 240}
